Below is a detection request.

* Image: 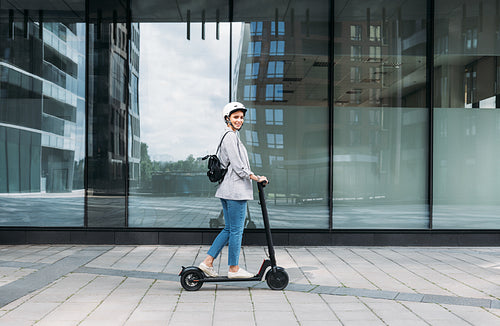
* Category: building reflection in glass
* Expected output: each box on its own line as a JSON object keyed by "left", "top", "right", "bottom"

{"left": 234, "top": 5, "right": 330, "bottom": 229}
{"left": 433, "top": 0, "right": 500, "bottom": 228}
{"left": 87, "top": 1, "right": 141, "bottom": 226}
{"left": 333, "top": 0, "right": 429, "bottom": 228}
{"left": 0, "top": 6, "right": 86, "bottom": 226}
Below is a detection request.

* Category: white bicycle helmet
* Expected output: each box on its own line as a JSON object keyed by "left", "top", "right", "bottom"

{"left": 222, "top": 102, "right": 247, "bottom": 121}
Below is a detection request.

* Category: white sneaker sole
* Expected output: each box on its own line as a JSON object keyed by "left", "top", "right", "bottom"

{"left": 227, "top": 270, "right": 254, "bottom": 279}
{"left": 199, "top": 263, "right": 218, "bottom": 277}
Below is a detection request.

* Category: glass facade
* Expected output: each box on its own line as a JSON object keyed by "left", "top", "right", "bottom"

{"left": 1, "top": 0, "right": 499, "bottom": 234}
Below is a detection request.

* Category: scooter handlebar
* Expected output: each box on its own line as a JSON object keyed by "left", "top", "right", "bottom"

{"left": 257, "top": 180, "right": 268, "bottom": 190}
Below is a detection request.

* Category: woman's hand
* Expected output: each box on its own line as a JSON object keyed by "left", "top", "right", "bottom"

{"left": 251, "top": 174, "right": 268, "bottom": 183}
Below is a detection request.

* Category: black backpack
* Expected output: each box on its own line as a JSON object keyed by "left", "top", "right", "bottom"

{"left": 202, "top": 132, "right": 230, "bottom": 183}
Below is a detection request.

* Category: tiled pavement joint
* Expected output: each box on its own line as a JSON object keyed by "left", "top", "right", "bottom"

{"left": 73, "top": 266, "right": 500, "bottom": 309}
{"left": 76, "top": 266, "right": 180, "bottom": 282}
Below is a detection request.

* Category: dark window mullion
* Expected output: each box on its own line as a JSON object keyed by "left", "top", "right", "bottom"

{"left": 426, "top": 0, "right": 435, "bottom": 230}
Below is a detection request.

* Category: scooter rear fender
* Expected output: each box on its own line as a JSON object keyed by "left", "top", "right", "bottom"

{"left": 179, "top": 266, "right": 204, "bottom": 278}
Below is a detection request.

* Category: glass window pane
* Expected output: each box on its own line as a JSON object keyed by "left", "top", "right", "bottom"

{"left": 234, "top": 0, "right": 330, "bottom": 229}
{"left": 270, "top": 41, "right": 277, "bottom": 55}
{"left": 276, "top": 61, "right": 284, "bottom": 77}
{"left": 247, "top": 107, "right": 257, "bottom": 124}
{"left": 265, "top": 109, "right": 273, "bottom": 124}
{"left": 128, "top": 22, "right": 231, "bottom": 228}
{"left": 271, "top": 21, "right": 285, "bottom": 36}
{"left": 270, "top": 41, "right": 285, "bottom": 56}
{"left": 0, "top": 7, "right": 85, "bottom": 226}
{"left": 248, "top": 41, "right": 255, "bottom": 56}
{"left": 245, "top": 63, "right": 253, "bottom": 78}
{"left": 244, "top": 84, "right": 257, "bottom": 100}
{"left": 251, "top": 21, "right": 263, "bottom": 36}
{"left": 252, "top": 63, "right": 260, "bottom": 77}
{"left": 277, "top": 41, "right": 285, "bottom": 55}
{"left": 433, "top": 0, "right": 500, "bottom": 228}
{"left": 86, "top": 1, "right": 129, "bottom": 226}
{"left": 267, "top": 133, "right": 275, "bottom": 148}
{"left": 274, "top": 84, "right": 283, "bottom": 100}
{"left": 350, "top": 25, "right": 362, "bottom": 41}
{"left": 334, "top": 0, "right": 429, "bottom": 229}
{"left": 266, "top": 84, "right": 274, "bottom": 100}
{"left": 267, "top": 61, "right": 276, "bottom": 77}
{"left": 275, "top": 109, "right": 283, "bottom": 125}
{"left": 255, "top": 42, "right": 261, "bottom": 56}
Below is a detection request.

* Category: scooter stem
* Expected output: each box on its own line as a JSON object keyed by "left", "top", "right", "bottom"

{"left": 257, "top": 181, "right": 276, "bottom": 267}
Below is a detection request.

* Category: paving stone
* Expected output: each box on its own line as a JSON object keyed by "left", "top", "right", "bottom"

{"left": 212, "top": 310, "right": 254, "bottom": 323}
{"left": 168, "top": 310, "right": 213, "bottom": 325}
{"left": 39, "top": 302, "right": 97, "bottom": 322}
{"left": 294, "top": 309, "right": 337, "bottom": 322}
{"left": 395, "top": 292, "right": 425, "bottom": 302}
{"left": 360, "top": 297, "right": 429, "bottom": 325}
{"left": 301, "top": 321, "right": 343, "bottom": 326}
{"left": 285, "top": 291, "right": 324, "bottom": 305}
{"left": 341, "top": 321, "right": 385, "bottom": 326}
{"left": 442, "top": 304, "right": 500, "bottom": 325}
{"left": 337, "top": 287, "right": 398, "bottom": 300}
{"left": 0, "top": 317, "right": 35, "bottom": 326}
{"left": 334, "top": 310, "right": 383, "bottom": 323}
{"left": 309, "top": 285, "right": 338, "bottom": 295}
{"left": 126, "top": 310, "right": 172, "bottom": 322}
{"left": 254, "top": 311, "right": 298, "bottom": 324}
{"left": 125, "top": 321, "right": 172, "bottom": 326}
{"left": 490, "top": 300, "right": 500, "bottom": 309}
{"left": 175, "top": 302, "right": 214, "bottom": 312}
{"left": 402, "top": 301, "right": 469, "bottom": 324}
{"left": 422, "top": 294, "right": 492, "bottom": 307}
{"left": 0, "top": 302, "right": 60, "bottom": 321}
{"left": 281, "top": 282, "right": 316, "bottom": 292}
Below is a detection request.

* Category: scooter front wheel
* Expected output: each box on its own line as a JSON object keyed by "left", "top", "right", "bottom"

{"left": 180, "top": 269, "right": 204, "bottom": 291}
{"left": 266, "top": 267, "right": 289, "bottom": 290}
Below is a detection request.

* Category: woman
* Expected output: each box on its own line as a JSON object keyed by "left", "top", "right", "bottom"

{"left": 199, "top": 102, "right": 268, "bottom": 279}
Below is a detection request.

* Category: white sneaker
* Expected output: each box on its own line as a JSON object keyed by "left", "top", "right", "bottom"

{"left": 199, "top": 262, "right": 218, "bottom": 277}
{"left": 228, "top": 268, "right": 254, "bottom": 279}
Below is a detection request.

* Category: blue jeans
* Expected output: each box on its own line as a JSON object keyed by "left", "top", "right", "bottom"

{"left": 207, "top": 199, "right": 247, "bottom": 266}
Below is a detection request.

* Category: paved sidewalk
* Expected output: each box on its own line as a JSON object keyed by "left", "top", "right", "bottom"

{"left": 0, "top": 245, "right": 499, "bottom": 325}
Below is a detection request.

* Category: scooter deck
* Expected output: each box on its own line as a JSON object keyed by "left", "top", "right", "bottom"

{"left": 201, "top": 275, "right": 262, "bottom": 283}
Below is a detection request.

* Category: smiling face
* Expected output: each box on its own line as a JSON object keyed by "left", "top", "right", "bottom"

{"left": 227, "top": 110, "right": 245, "bottom": 131}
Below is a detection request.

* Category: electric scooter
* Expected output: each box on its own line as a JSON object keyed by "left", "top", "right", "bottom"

{"left": 179, "top": 181, "right": 289, "bottom": 291}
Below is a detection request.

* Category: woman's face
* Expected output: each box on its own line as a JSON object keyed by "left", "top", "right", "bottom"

{"left": 228, "top": 110, "right": 245, "bottom": 131}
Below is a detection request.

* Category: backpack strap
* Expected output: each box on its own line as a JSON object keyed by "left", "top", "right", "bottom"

{"left": 216, "top": 131, "right": 231, "bottom": 168}
{"left": 216, "top": 131, "right": 230, "bottom": 155}
{"left": 202, "top": 131, "right": 231, "bottom": 161}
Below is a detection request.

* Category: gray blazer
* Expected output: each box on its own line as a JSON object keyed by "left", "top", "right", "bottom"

{"left": 215, "top": 127, "right": 254, "bottom": 201}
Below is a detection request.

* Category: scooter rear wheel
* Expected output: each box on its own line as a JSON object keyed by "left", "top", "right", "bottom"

{"left": 180, "top": 270, "right": 204, "bottom": 291}
{"left": 266, "top": 268, "right": 289, "bottom": 290}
